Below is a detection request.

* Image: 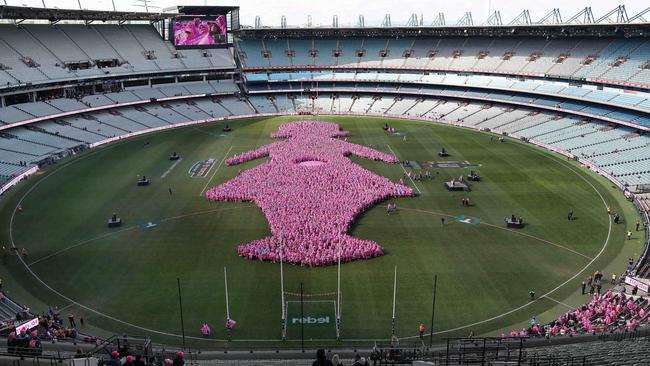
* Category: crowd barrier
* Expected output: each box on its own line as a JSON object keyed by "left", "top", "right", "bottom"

{"left": 0, "top": 166, "right": 39, "bottom": 196}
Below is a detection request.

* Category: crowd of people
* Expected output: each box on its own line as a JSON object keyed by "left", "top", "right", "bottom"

{"left": 98, "top": 350, "right": 185, "bottom": 366}
{"left": 2, "top": 302, "right": 89, "bottom": 356}
{"left": 507, "top": 290, "right": 648, "bottom": 338}
{"left": 205, "top": 121, "right": 414, "bottom": 266}
{"left": 6, "top": 328, "right": 42, "bottom": 356}
{"left": 312, "top": 349, "right": 371, "bottom": 366}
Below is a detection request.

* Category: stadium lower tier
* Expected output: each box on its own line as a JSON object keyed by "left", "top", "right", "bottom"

{"left": 0, "top": 92, "right": 649, "bottom": 188}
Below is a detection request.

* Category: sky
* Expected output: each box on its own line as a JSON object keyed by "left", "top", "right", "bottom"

{"left": 5, "top": 0, "right": 649, "bottom": 27}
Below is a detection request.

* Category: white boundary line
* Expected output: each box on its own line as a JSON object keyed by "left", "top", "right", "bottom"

{"left": 6, "top": 120, "right": 616, "bottom": 343}
{"left": 27, "top": 205, "right": 254, "bottom": 267}
{"left": 27, "top": 226, "right": 138, "bottom": 267}
{"left": 58, "top": 302, "right": 76, "bottom": 312}
{"left": 399, "top": 207, "right": 594, "bottom": 260}
{"left": 401, "top": 147, "right": 613, "bottom": 339}
{"left": 160, "top": 158, "right": 182, "bottom": 179}
{"left": 199, "top": 145, "right": 233, "bottom": 197}
{"left": 542, "top": 295, "right": 575, "bottom": 310}
{"left": 386, "top": 144, "right": 422, "bottom": 195}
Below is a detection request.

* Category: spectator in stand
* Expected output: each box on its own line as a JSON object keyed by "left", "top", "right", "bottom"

{"left": 173, "top": 351, "right": 184, "bottom": 366}
{"left": 352, "top": 354, "right": 369, "bottom": 366}
{"left": 7, "top": 332, "right": 17, "bottom": 354}
{"left": 418, "top": 323, "right": 425, "bottom": 339}
{"left": 68, "top": 313, "right": 76, "bottom": 328}
{"left": 508, "top": 290, "right": 649, "bottom": 339}
{"left": 312, "top": 349, "right": 333, "bottom": 366}
{"left": 107, "top": 351, "right": 121, "bottom": 366}
{"left": 133, "top": 355, "right": 145, "bottom": 366}
{"left": 331, "top": 354, "right": 342, "bottom": 366}
{"left": 123, "top": 355, "right": 134, "bottom": 366}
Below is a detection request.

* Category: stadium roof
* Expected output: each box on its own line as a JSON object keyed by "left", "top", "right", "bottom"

{"left": 0, "top": 5, "right": 176, "bottom": 22}
{"left": 239, "top": 5, "right": 650, "bottom": 38}
{"left": 164, "top": 5, "right": 240, "bottom": 16}
{"left": 0, "top": 4, "right": 241, "bottom": 24}
{"left": 236, "top": 23, "right": 650, "bottom": 39}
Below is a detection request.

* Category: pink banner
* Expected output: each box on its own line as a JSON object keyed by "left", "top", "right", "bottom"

{"left": 15, "top": 317, "right": 39, "bottom": 334}
{"left": 625, "top": 276, "right": 649, "bottom": 292}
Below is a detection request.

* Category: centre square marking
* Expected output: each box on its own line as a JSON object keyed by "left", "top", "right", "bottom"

{"left": 189, "top": 158, "right": 215, "bottom": 178}
{"left": 456, "top": 215, "right": 481, "bottom": 225}
{"left": 419, "top": 160, "right": 479, "bottom": 169}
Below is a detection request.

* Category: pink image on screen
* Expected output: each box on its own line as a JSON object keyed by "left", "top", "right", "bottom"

{"left": 173, "top": 16, "right": 227, "bottom": 46}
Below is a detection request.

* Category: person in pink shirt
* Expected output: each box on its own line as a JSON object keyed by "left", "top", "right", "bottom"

{"left": 206, "top": 121, "right": 413, "bottom": 266}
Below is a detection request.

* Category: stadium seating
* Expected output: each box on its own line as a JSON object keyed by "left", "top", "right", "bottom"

{"left": 0, "top": 24, "right": 235, "bottom": 89}
{"left": 236, "top": 36, "right": 650, "bottom": 88}
{"left": 0, "top": 88, "right": 252, "bottom": 181}
{"left": 244, "top": 72, "right": 650, "bottom": 122}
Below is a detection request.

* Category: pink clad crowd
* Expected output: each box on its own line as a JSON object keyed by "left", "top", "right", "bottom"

{"left": 507, "top": 291, "right": 648, "bottom": 338}
{"left": 205, "top": 121, "right": 413, "bottom": 266}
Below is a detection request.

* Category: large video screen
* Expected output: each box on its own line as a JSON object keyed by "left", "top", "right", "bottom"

{"left": 172, "top": 16, "right": 228, "bottom": 47}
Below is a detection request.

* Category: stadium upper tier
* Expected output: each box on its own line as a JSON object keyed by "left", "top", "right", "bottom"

{"left": 0, "top": 24, "right": 235, "bottom": 89}
{"left": 235, "top": 36, "right": 650, "bottom": 89}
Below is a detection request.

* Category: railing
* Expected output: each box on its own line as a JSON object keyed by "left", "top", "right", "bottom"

{"left": 372, "top": 337, "right": 594, "bottom": 365}
{"left": 631, "top": 198, "right": 650, "bottom": 276}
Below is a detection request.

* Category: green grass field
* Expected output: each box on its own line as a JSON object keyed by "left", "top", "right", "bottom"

{"left": 0, "top": 115, "right": 643, "bottom": 348}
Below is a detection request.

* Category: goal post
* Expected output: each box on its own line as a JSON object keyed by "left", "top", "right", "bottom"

{"left": 283, "top": 290, "right": 340, "bottom": 340}
{"left": 280, "top": 240, "right": 287, "bottom": 341}
{"left": 279, "top": 237, "right": 343, "bottom": 341}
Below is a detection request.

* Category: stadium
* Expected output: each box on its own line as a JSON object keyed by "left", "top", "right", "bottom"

{"left": 0, "top": 0, "right": 648, "bottom": 365}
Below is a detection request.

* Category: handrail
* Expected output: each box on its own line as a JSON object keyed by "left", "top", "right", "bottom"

{"left": 631, "top": 199, "right": 650, "bottom": 275}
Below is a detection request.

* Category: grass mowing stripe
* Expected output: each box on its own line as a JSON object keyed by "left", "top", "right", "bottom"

{"left": 27, "top": 226, "right": 139, "bottom": 267}
{"left": 3, "top": 116, "right": 627, "bottom": 345}
{"left": 542, "top": 295, "right": 575, "bottom": 310}
{"left": 399, "top": 207, "right": 593, "bottom": 260}
{"left": 28, "top": 205, "right": 255, "bottom": 267}
{"left": 400, "top": 138, "right": 614, "bottom": 340}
